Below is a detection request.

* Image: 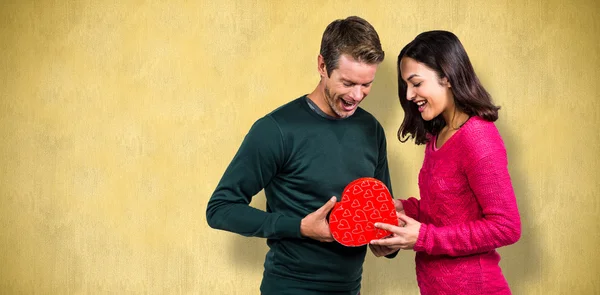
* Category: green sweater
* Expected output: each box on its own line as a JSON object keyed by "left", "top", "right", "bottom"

{"left": 206, "top": 95, "right": 393, "bottom": 294}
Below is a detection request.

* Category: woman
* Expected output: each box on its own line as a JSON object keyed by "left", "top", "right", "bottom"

{"left": 370, "top": 31, "right": 521, "bottom": 294}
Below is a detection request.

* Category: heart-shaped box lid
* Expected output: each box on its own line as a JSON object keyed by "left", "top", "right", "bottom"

{"left": 329, "top": 177, "right": 398, "bottom": 247}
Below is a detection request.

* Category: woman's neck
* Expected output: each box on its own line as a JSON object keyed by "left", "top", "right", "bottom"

{"left": 443, "top": 109, "right": 470, "bottom": 131}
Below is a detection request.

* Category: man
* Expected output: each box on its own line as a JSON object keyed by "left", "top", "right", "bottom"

{"left": 206, "top": 16, "right": 396, "bottom": 295}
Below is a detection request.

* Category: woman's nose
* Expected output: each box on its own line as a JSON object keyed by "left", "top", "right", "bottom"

{"left": 406, "top": 87, "right": 415, "bottom": 101}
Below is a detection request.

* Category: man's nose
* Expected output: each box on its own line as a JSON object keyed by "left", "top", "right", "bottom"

{"left": 350, "top": 85, "right": 364, "bottom": 100}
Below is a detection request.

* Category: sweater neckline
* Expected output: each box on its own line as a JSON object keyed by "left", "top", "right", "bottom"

{"left": 431, "top": 116, "right": 475, "bottom": 152}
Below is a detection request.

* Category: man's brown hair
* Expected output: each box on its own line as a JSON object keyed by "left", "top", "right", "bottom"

{"left": 320, "top": 16, "right": 385, "bottom": 77}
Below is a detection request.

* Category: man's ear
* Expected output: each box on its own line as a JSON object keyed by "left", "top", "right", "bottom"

{"left": 317, "top": 55, "right": 327, "bottom": 78}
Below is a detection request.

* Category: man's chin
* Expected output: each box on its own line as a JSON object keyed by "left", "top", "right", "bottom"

{"left": 335, "top": 109, "right": 356, "bottom": 118}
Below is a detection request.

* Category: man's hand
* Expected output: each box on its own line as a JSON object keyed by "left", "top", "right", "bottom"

{"left": 394, "top": 199, "right": 405, "bottom": 213}
{"left": 300, "top": 196, "right": 337, "bottom": 242}
{"left": 369, "top": 242, "right": 400, "bottom": 257}
{"left": 394, "top": 199, "right": 407, "bottom": 226}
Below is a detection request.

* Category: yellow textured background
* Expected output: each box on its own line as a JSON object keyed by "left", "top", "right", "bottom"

{"left": 1, "top": 1, "right": 599, "bottom": 294}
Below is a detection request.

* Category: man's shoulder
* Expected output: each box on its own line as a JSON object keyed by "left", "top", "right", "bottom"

{"left": 268, "top": 96, "right": 306, "bottom": 117}
{"left": 244, "top": 96, "right": 307, "bottom": 136}
{"left": 261, "top": 95, "right": 311, "bottom": 129}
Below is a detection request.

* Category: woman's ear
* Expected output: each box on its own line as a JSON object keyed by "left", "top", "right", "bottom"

{"left": 441, "top": 77, "right": 451, "bottom": 88}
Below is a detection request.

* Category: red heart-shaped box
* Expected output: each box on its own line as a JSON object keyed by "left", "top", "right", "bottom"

{"left": 329, "top": 177, "right": 398, "bottom": 247}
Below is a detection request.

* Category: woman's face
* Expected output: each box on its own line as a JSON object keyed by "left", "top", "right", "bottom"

{"left": 399, "top": 57, "right": 454, "bottom": 121}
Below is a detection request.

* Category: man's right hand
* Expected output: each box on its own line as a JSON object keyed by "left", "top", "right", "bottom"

{"left": 393, "top": 199, "right": 407, "bottom": 226}
{"left": 300, "top": 196, "right": 337, "bottom": 242}
{"left": 393, "top": 198, "right": 404, "bottom": 213}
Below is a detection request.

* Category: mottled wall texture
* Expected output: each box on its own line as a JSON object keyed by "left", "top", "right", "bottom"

{"left": 1, "top": 0, "right": 598, "bottom": 294}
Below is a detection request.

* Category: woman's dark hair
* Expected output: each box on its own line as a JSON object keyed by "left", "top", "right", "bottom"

{"left": 397, "top": 30, "right": 499, "bottom": 145}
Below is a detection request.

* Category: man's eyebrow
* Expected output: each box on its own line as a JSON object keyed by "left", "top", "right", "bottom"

{"left": 342, "top": 78, "right": 374, "bottom": 85}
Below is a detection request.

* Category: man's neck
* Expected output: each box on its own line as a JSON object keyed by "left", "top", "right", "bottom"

{"left": 306, "top": 83, "right": 330, "bottom": 116}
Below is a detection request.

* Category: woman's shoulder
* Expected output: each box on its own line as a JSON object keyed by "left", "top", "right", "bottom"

{"left": 459, "top": 116, "right": 506, "bottom": 158}
{"left": 464, "top": 116, "right": 498, "bottom": 132}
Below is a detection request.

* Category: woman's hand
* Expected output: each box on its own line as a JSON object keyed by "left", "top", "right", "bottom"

{"left": 370, "top": 212, "right": 421, "bottom": 250}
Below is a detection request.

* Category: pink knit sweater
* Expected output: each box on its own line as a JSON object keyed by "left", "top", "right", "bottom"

{"left": 400, "top": 116, "right": 521, "bottom": 295}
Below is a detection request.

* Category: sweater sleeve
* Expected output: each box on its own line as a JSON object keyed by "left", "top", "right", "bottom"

{"left": 400, "top": 198, "right": 420, "bottom": 221}
{"left": 398, "top": 139, "right": 425, "bottom": 221}
{"left": 414, "top": 149, "right": 521, "bottom": 257}
{"left": 206, "top": 116, "right": 303, "bottom": 239}
{"left": 373, "top": 121, "right": 399, "bottom": 259}
{"left": 374, "top": 121, "right": 392, "bottom": 194}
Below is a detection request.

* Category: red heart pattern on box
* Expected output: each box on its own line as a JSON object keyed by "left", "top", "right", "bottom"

{"left": 329, "top": 177, "right": 398, "bottom": 247}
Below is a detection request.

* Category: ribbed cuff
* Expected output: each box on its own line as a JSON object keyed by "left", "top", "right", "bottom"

{"left": 275, "top": 216, "right": 303, "bottom": 238}
{"left": 385, "top": 250, "right": 399, "bottom": 259}
{"left": 413, "top": 223, "right": 428, "bottom": 252}
{"left": 400, "top": 199, "right": 419, "bottom": 220}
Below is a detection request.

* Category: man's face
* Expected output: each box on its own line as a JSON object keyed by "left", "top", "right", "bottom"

{"left": 320, "top": 54, "right": 378, "bottom": 118}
